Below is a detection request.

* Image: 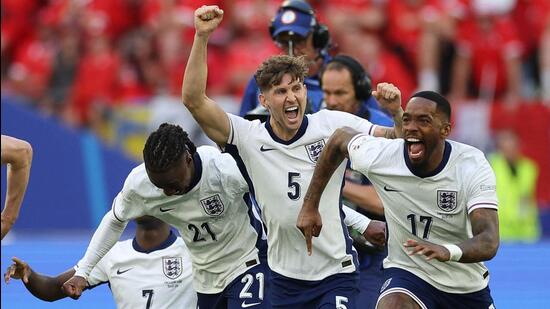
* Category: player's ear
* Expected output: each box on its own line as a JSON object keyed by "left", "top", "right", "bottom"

{"left": 259, "top": 93, "right": 268, "bottom": 109}
{"left": 440, "top": 121, "right": 451, "bottom": 138}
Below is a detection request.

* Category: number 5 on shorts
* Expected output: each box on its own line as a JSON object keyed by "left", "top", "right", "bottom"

{"left": 336, "top": 296, "right": 348, "bottom": 309}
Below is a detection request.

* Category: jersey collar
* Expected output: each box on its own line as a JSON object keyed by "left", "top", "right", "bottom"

{"left": 265, "top": 115, "right": 309, "bottom": 145}
{"left": 184, "top": 152, "right": 202, "bottom": 193}
{"left": 132, "top": 230, "right": 177, "bottom": 253}
{"left": 404, "top": 141, "right": 452, "bottom": 178}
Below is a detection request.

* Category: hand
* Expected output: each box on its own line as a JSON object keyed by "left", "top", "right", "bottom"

{"left": 4, "top": 257, "right": 31, "bottom": 284}
{"left": 403, "top": 239, "right": 450, "bottom": 262}
{"left": 372, "top": 83, "right": 403, "bottom": 117}
{"left": 296, "top": 206, "right": 323, "bottom": 256}
{"left": 362, "top": 220, "right": 386, "bottom": 248}
{"left": 62, "top": 275, "right": 87, "bottom": 299}
{"left": 194, "top": 5, "right": 224, "bottom": 37}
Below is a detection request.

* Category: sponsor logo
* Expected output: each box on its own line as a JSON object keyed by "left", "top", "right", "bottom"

{"left": 162, "top": 257, "right": 182, "bottom": 279}
{"left": 383, "top": 185, "right": 400, "bottom": 192}
{"left": 437, "top": 190, "right": 458, "bottom": 212}
{"left": 200, "top": 194, "right": 225, "bottom": 216}
{"left": 305, "top": 140, "right": 326, "bottom": 163}
{"left": 159, "top": 207, "right": 174, "bottom": 212}
{"left": 281, "top": 11, "right": 296, "bottom": 24}
{"left": 116, "top": 268, "right": 133, "bottom": 275}
{"left": 260, "top": 145, "right": 276, "bottom": 152}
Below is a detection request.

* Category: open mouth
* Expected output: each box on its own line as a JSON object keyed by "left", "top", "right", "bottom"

{"left": 285, "top": 106, "right": 299, "bottom": 121}
{"left": 406, "top": 138, "right": 425, "bottom": 161}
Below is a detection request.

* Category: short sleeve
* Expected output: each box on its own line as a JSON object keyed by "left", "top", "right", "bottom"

{"left": 466, "top": 157, "right": 499, "bottom": 214}
{"left": 227, "top": 113, "right": 256, "bottom": 147}
{"left": 347, "top": 134, "right": 384, "bottom": 175}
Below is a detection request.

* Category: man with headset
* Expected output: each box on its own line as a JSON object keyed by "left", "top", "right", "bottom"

{"left": 239, "top": 0, "right": 332, "bottom": 117}
{"left": 320, "top": 55, "right": 393, "bottom": 308}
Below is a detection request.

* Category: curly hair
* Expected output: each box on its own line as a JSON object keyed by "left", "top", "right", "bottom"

{"left": 254, "top": 55, "right": 309, "bottom": 93}
{"left": 143, "top": 123, "right": 196, "bottom": 172}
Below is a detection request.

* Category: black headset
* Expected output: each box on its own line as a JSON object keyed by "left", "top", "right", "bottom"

{"left": 268, "top": 0, "right": 331, "bottom": 51}
{"left": 321, "top": 55, "right": 372, "bottom": 101}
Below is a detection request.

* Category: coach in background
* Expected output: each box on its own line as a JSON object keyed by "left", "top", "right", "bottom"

{"left": 240, "top": 0, "right": 332, "bottom": 116}
{"left": 1, "top": 135, "right": 33, "bottom": 240}
{"left": 320, "top": 55, "right": 393, "bottom": 308}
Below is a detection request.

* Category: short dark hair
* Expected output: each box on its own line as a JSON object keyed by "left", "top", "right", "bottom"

{"left": 143, "top": 123, "right": 196, "bottom": 172}
{"left": 410, "top": 91, "right": 451, "bottom": 121}
{"left": 254, "top": 55, "right": 308, "bottom": 93}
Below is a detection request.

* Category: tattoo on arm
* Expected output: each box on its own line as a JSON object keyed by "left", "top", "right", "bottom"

{"left": 458, "top": 209, "right": 499, "bottom": 263}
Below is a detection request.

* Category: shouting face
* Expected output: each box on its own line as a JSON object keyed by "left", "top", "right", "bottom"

{"left": 402, "top": 97, "right": 450, "bottom": 171}
{"left": 260, "top": 73, "right": 307, "bottom": 141}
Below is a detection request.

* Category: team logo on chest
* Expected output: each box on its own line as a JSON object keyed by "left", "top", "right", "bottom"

{"left": 200, "top": 194, "right": 225, "bottom": 216}
{"left": 305, "top": 140, "right": 326, "bottom": 163}
{"left": 437, "top": 190, "right": 458, "bottom": 212}
{"left": 162, "top": 256, "right": 182, "bottom": 279}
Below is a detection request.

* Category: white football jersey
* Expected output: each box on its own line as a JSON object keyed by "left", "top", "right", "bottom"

{"left": 226, "top": 110, "right": 377, "bottom": 281}
{"left": 76, "top": 235, "right": 197, "bottom": 309}
{"left": 112, "top": 146, "right": 261, "bottom": 293}
{"left": 348, "top": 135, "right": 498, "bottom": 293}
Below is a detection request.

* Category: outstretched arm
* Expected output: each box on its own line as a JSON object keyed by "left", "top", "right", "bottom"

{"left": 1, "top": 135, "right": 33, "bottom": 240}
{"left": 62, "top": 210, "right": 127, "bottom": 299}
{"left": 404, "top": 208, "right": 499, "bottom": 263}
{"left": 181, "top": 5, "right": 230, "bottom": 146}
{"left": 371, "top": 83, "right": 403, "bottom": 139}
{"left": 4, "top": 257, "right": 75, "bottom": 302}
{"left": 297, "top": 127, "right": 360, "bottom": 255}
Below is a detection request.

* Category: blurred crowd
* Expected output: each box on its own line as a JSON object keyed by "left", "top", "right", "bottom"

{"left": 2, "top": 0, "right": 549, "bottom": 131}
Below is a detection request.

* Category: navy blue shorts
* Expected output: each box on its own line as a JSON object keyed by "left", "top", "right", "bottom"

{"left": 356, "top": 248, "right": 387, "bottom": 309}
{"left": 197, "top": 260, "right": 271, "bottom": 309}
{"left": 271, "top": 271, "right": 359, "bottom": 309}
{"left": 377, "top": 267, "right": 495, "bottom": 309}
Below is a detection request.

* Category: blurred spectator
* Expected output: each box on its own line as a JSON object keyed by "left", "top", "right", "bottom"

{"left": 450, "top": 0, "right": 523, "bottom": 104}
{"left": 70, "top": 33, "right": 121, "bottom": 128}
{"left": 384, "top": 0, "right": 446, "bottom": 92}
{"left": 489, "top": 129, "right": 540, "bottom": 242}
{"left": 41, "top": 30, "right": 79, "bottom": 119}
{"left": 340, "top": 29, "right": 416, "bottom": 102}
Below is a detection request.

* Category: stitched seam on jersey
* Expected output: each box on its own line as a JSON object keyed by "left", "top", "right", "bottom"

{"left": 376, "top": 288, "right": 428, "bottom": 309}
{"left": 368, "top": 124, "right": 376, "bottom": 136}
{"left": 468, "top": 204, "right": 498, "bottom": 214}
{"left": 112, "top": 196, "right": 124, "bottom": 222}
{"left": 229, "top": 116, "right": 235, "bottom": 145}
{"left": 468, "top": 202, "right": 498, "bottom": 211}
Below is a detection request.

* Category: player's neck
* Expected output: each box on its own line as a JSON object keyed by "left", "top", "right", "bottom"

{"left": 135, "top": 226, "right": 172, "bottom": 251}
{"left": 425, "top": 141, "right": 447, "bottom": 173}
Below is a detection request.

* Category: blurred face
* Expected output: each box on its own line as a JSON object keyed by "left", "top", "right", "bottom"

{"left": 146, "top": 153, "right": 194, "bottom": 196}
{"left": 402, "top": 98, "right": 450, "bottom": 169}
{"left": 496, "top": 130, "right": 520, "bottom": 162}
{"left": 322, "top": 68, "right": 360, "bottom": 114}
{"left": 275, "top": 33, "right": 319, "bottom": 75}
{"left": 260, "top": 73, "right": 307, "bottom": 140}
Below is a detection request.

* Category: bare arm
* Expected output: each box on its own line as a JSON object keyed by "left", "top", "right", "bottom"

{"left": 4, "top": 257, "right": 75, "bottom": 302}
{"left": 370, "top": 83, "right": 403, "bottom": 139}
{"left": 181, "top": 5, "right": 230, "bottom": 146}
{"left": 1, "top": 135, "right": 33, "bottom": 239}
{"left": 297, "top": 127, "right": 360, "bottom": 254}
{"left": 342, "top": 182, "right": 384, "bottom": 217}
{"left": 459, "top": 208, "right": 499, "bottom": 262}
{"left": 405, "top": 208, "right": 499, "bottom": 263}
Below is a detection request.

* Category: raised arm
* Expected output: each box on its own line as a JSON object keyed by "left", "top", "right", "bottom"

{"left": 297, "top": 127, "right": 360, "bottom": 255}
{"left": 181, "top": 5, "right": 230, "bottom": 146}
{"left": 62, "top": 210, "right": 127, "bottom": 299}
{"left": 370, "top": 83, "right": 403, "bottom": 139}
{"left": 404, "top": 208, "right": 499, "bottom": 263}
{"left": 4, "top": 257, "right": 75, "bottom": 302}
{"left": 1, "top": 135, "right": 33, "bottom": 240}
